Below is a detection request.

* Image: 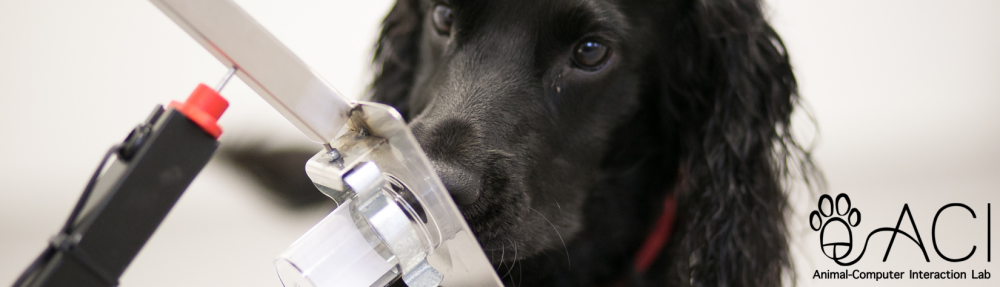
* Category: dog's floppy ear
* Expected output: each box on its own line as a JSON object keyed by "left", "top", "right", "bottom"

{"left": 660, "top": 0, "right": 816, "bottom": 285}
{"left": 370, "top": 0, "right": 422, "bottom": 119}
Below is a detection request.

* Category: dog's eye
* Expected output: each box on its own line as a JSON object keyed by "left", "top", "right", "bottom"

{"left": 432, "top": 5, "right": 454, "bottom": 35}
{"left": 573, "top": 41, "right": 610, "bottom": 70}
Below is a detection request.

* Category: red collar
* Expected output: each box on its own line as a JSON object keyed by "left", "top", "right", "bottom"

{"left": 633, "top": 192, "right": 678, "bottom": 273}
{"left": 602, "top": 192, "right": 678, "bottom": 287}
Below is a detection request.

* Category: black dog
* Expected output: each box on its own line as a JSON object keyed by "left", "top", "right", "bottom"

{"left": 229, "top": 0, "right": 817, "bottom": 286}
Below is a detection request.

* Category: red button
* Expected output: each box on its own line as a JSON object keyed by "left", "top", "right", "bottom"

{"left": 169, "top": 83, "right": 229, "bottom": 139}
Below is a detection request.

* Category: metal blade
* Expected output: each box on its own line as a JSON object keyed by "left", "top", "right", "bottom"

{"left": 150, "top": 0, "right": 353, "bottom": 143}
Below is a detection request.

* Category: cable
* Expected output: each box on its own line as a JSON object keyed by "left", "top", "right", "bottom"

{"left": 12, "top": 145, "right": 122, "bottom": 287}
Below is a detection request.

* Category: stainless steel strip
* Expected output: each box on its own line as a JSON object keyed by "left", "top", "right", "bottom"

{"left": 150, "top": 0, "right": 353, "bottom": 143}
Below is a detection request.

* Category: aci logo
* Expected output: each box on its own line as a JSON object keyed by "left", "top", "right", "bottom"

{"left": 810, "top": 194, "right": 862, "bottom": 261}
{"left": 809, "top": 193, "right": 991, "bottom": 266}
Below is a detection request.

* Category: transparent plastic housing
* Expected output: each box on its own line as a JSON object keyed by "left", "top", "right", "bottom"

{"left": 275, "top": 198, "right": 398, "bottom": 287}
{"left": 275, "top": 103, "right": 502, "bottom": 287}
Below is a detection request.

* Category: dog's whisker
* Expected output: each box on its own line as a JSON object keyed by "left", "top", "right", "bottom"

{"left": 518, "top": 256, "right": 523, "bottom": 287}
{"left": 530, "top": 207, "right": 571, "bottom": 270}
{"left": 514, "top": 241, "right": 523, "bottom": 287}
{"left": 499, "top": 241, "right": 506, "bottom": 272}
{"left": 546, "top": 194, "right": 564, "bottom": 214}
{"left": 513, "top": 240, "right": 520, "bottom": 284}
{"left": 489, "top": 244, "right": 497, "bottom": 268}
{"left": 502, "top": 239, "right": 518, "bottom": 279}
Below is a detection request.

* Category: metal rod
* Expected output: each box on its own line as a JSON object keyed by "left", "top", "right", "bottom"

{"left": 215, "top": 66, "right": 238, "bottom": 91}
{"left": 150, "top": 0, "right": 353, "bottom": 143}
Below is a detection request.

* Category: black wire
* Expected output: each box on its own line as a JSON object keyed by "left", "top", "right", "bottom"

{"left": 12, "top": 145, "right": 122, "bottom": 287}
{"left": 61, "top": 145, "right": 122, "bottom": 233}
{"left": 11, "top": 248, "right": 54, "bottom": 287}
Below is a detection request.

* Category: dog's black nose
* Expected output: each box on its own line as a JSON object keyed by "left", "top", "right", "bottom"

{"left": 409, "top": 118, "right": 482, "bottom": 206}
{"left": 434, "top": 161, "right": 480, "bottom": 206}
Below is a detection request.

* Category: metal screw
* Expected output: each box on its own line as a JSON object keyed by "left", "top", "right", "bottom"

{"left": 328, "top": 149, "right": 342, "bottom": 162}
{"left": 323, "top": 143, "right": 342, "bottom": 162}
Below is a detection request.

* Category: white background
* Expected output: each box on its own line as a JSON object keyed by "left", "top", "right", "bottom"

{"left": 0, "top": 0, "right": 997, "bottom": 286}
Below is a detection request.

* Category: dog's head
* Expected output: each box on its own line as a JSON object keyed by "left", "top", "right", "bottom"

{"left": 370, "top": 0, "right": 812, "bottom": 285}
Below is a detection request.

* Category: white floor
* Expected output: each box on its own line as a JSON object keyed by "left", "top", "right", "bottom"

{"left": 1, "top": 1, "right": 997, "bottom": 286}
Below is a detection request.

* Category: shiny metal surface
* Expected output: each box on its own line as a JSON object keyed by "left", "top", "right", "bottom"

{"left": 346, "top": 162, "right": 442, "bottom": 287}
{"left": 150, "top": 0, "right": 353, "bottom": 143}
{"left": 304, "top": 103, "right": 504, "bottom": 286}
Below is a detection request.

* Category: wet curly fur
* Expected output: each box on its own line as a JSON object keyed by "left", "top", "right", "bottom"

{"left": 228, "top": 0, "right": 818, "bottom": 286}
{"left": 366, "top": 0, "right": 818, "bottom": 286}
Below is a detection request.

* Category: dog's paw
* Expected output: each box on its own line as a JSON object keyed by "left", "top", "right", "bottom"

{"left": 809, "top": 193, "right": 861, "bottom": 260}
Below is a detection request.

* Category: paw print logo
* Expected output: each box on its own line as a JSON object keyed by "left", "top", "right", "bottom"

{"left": 810, "top": 193, "right": 861, "bottom": 260}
